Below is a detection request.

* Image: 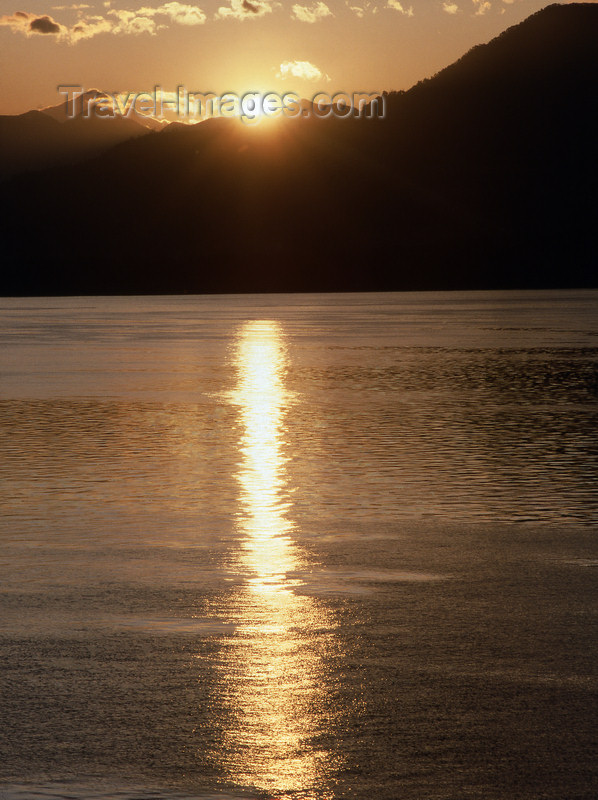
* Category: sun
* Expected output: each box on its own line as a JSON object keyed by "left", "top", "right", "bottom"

{"left": 247, "top": 90, "right": 296, "bottom": 126}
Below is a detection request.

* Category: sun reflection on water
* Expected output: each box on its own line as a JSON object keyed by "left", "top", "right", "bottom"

{"left": 234, "top": 320, "right": 296, "bottom": 590}
{"left": 217, "top": 319, "right": 336, "bottom": 798}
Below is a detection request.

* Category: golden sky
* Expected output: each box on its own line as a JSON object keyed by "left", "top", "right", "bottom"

{"left": 0, "top": 0, "right": 590, "bottom": 115}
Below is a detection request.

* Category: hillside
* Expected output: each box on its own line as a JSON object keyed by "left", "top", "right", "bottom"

{"left": 0, "top": 91, "right": 149, "bottom": 179}
{"left": 1, "top": 3, "right": 597, "bottom": 294}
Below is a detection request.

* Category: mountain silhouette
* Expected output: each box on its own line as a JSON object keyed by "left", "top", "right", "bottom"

{"left": 1, "top": 2, "right": 597, "bottom": 294}
{"left": 41, "top": 89, "right": 168, "bottom": 131}
{"left": 0, "top": 91, "right": 149, "bottom": 179}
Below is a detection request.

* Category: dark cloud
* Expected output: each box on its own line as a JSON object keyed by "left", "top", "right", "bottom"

{"left": 29, "top": 15, "right": 62, "bottom": 34}
{"left": 0, "top": 11, "right": 64, "bottom": 35}
{"left": 242, "top": 0, "right": 260, "bottom": 13}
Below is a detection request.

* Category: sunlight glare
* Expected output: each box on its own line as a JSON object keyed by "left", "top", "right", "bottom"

{"left": 214, "top": 319, "right": 337, "bottom": 796}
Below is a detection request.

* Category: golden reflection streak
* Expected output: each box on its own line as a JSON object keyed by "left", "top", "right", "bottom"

{"left": 220, "top": 320, "right": 334, "bottom": 798}
{"left": 235, "top": 320, "right": 296, "bottom": 592}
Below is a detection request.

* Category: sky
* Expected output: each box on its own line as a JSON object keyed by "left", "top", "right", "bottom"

{"left": 0, "top": 0, "right": 591, "bottom": 115}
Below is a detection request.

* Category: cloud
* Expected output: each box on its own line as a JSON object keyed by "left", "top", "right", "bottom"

{"left": 107, "top": 8, "right": 159, "bottom": 34}
{"left": 276, "top": 59, "right": 330, "bottom": 82}
{"left": 138, "top": 2, "right": 207, "bottom": 25}
{"left": 30, "top": 14, "right": 63, "bottom": 33}
{"left": 386, "top": 0, "right": 413, "bottom": 14}
{"left": 215, "top": 0, "right": 274, "bottom": 19}
{"left": 0, "top": 10, "right": 66, "bottom": 36}
{"left": 52, "top": 4, "right": 91, "bottom": 9}
{"left": 291, "top": 1, "right": 332, "bottom": 22}
{"left": 442, "top": 1, "right": 459, "bottom": 13}
{"left": 104, "top": 4, "right": 207, "bottom": 34}
{"left": 346, "top": 0, "right": 378, "bottom": 16}
{"left": 1, "top": 4, "right": 208, "bottom": 43}
{"left": 473, "top": 0, "right": 491, "bottom": 13}
{"left": 69, "top": 14, "right": 113, "bottom": 40}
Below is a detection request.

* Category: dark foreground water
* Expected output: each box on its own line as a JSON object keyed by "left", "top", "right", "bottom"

{"left": 0, "top": 291, "right": 597, "bottom": 800}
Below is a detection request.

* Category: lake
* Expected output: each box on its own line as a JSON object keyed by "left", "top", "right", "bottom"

{"left": 1, "top": 290, "right": 597, "bottom": 800}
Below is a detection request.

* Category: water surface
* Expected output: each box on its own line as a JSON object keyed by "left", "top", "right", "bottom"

{"left": 1, "top": 291, "right": 597, "bottom": 800}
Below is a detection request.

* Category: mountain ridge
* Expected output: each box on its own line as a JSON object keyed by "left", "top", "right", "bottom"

{"left": 1, "top": 2, "right": 596, "bottom": 295}
{"left": 0, "top": 103, "right": 150, "bottom": 179}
